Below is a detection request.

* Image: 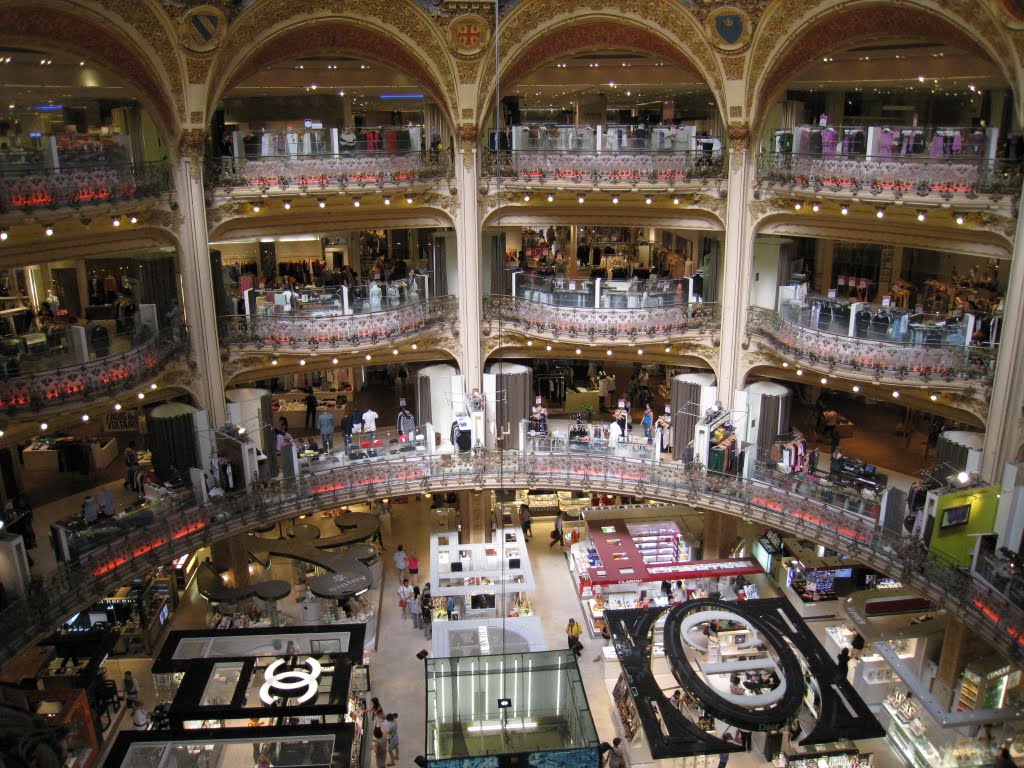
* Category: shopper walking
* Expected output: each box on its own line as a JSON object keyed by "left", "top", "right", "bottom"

{"left": 422, "top": 587, "right": 433, "bottom": 639}
{"left": 372, "top": 727, "right": 388, "bottom": 768}
{"left": 550, "top": 513, "right": 564, "bottom": 548}
{"left": 850, "top": 632, "right": 865, "bottom": 660}
{"left": 397, "top": 579, "right": 414, "bottom": 620}
{"left": 394, "top": 545, "right": 408, "bottom": 580}
{"left": 123, "top": 441, "right": 140, "bottom": 490}
{"left": 407, "top": 549, "right": 419, "bottom": 585}
{"left": 642, "top": 403, "right": 654, "bottom": 440}
{"left": 385, "top": 713, "right": 400, "bottom": 765}
{"left": 566, "top": 618, "right": 583, "bottom": 659}
{"left": 410, "top": 587, "right": 422, "bottom": 629}
{"left": 605, "top": 737, "right": 626, "bottom": 768}
{"left": 836, "top": 647, "right": 851, "bottom": 678}
{"left": 519, "top": 504, "right": 533, "bottom": 539}
{"left": 718, "top": 734, "right": 734, "bottom": 768}
{"left": 372, "top": 499, "right": 389, "bottom": 548}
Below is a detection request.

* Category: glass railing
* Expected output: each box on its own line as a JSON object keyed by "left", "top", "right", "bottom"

{"left": 219, "top": 296, "right": 456, "bottom": 349}
{"left": 2, "top": 449, "right": 1021, "bottom": 672}
{"left": 0, "top": 326, "right": 188, "bottom": 411}
{"left": 0, "top": 325, "right": 147, "bottom": 378}
{"left": 0, "top": 161, "right": 172, "bottom": 213}
{"left": 747, "top": 306, "right": 996, "bottom": 384}
{"left": 481, "top": 150, "right": 727, "bottom": 184}
{"left": 778, "top": 300, "right": 993, "bottom": 349}
{"left": 210, "top": 153, "right": 453, "bottom": 191}
{"left": 756, "top": 151, "right": 1023, "bottom": 198}
{"left": 485, "top": 295, "right": 720, "bottom": 341}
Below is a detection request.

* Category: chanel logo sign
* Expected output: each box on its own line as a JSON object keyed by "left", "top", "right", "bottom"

{"left": 260, "top": 657, "right": 322, "bottom": 706}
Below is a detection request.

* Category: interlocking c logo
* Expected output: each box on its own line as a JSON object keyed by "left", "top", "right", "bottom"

{"left": 260, "top": 657, "right": 322, "bottom": 705}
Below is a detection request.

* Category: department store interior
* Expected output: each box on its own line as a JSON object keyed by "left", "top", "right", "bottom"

{"left": 0, "top": 3, "right": 1023, "bottom": 768}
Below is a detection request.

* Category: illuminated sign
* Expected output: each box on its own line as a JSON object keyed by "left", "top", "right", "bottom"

{"left": 259, "top": 657, "right": 322, "bottom": 706}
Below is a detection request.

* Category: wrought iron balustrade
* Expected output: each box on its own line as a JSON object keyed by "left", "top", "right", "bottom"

{"left": 0, "top": 449, "right": 1021, "bottom": 670}
{"left": 0, "top": 161, "right": 172, "bottom": 214}
{"left": 756, "top": 151, "right": 1023, "bottom": 199}
{"left": 209, "top": 152, "right": 454, "bottom": 192}
{"left": 0, "top": 327, "right": 188, "bottom": 412}
{"left": 485, "top": 295, "right": 720, "bottom": 342}
{"left": 481, "top": 149, "right": 728, "bottom": 185}
{"left": 746, "top": 306, "right": 996, "bottom": 385}
{"left": 218, "top": 296, "right": 457, "bottom": 351}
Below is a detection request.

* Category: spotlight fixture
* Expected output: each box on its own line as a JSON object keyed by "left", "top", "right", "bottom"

{"left": 150, "top": 383, "right": 157, "bottom": 390}
{"left": 0, "top": 228, "right": 7, "bottom": 240}
{"left": 317, "top": 198, "right": 326, "bottom": 208}
{"left": 545, "top": 344, "right": 552, "bottom": 351}
{"left": 299, "top": 359, "right": 306, "bottom": 366}
{"left": 44, "top": 224, "right": 54, "bottom": 236}
{"left": 332, "top": 358, "right": 339, "bottom": 364}
{"left": 578, "top": 194, "right": 585, "bottom": 204}
{"left": 353, "top": 198, "right": 361, "bottom": 207}
{"left": 415, "top": 650, "right": 430, "bottom": 661}
{"left": 606, "top": 349, "right": 612, "bottom": 356}
{"left": 411, "top": 343, "right": 418, "bottom": 350}
{"left": 283, "top": 200, "right": 292, "bottom": 210}
{"left": 546, "top": 193, "right": 554, "bottom": 202}
{"left": 811, "top": 203, "right": 820, "bottom": 212}
{"left": 40, "top": 422, "right": 47, "bottom": 431}
{"left": 930, "top": 393, "right": 938, "bottom": 401}
{"left": 644, "top": 196, "right": 653, "bottom": 205}
{"left": 794, "top": 202, "right": 803, "bottom": 210}
{"left": 673, "top": 197, "right": 680, "bottom": 205}
{"left": 251, "top": 203, "right": 261, "bottom": 213}
{"left": 522, "top": 192, "right": 532, "bottom": 202}
{"left": 392, "top": 349, "right": 399, "bottom": 356}
{"left": 114, "top": 403, "right": 122, "bottom": 411}
{"left": 637, "top": 349, "right": 644, "bottom": 355}
{"left": 876, "top": 207, "right": 885, "bottom": 218}
{"left": 575, "top": 348, "right": 581, "bottom": 355}
{"left": 957, "top": 470, "right": 970, "bottom": 484}
{"left": 917, "top": 210, "right": 926, "bottom": 222}
{"left": 527, "top": 340, "right": 533, "bottom": 346}
{"left": 366, "top": 354, "right": 372, "bottom": 360}
{"left": 820, "top": 377, "right": 828, "bottom": 384}
{"left": 82, "top": 414, "right": 89, "bottom": 422}
{"left": 383, "top": 196, "right": 391, "bottom": 205}
{"left": 112, "top": 215, "right": 121, "bottom": 227}
{"left": 128, "top": 214, "right": 138, "bottom": 224}
{"left": 840, "top": 205, "right": 849, "bottom": 215}
{"left": 782, "top": 362, "right": 788, "bottom": 368}
{"left": 852, "top": 385, "right": 860, "bottom": 393}
{"left": 954, "top": 213, "right": 965, "bottom": 225}
{"left": 405, "top": 195, "right": 414, "bottom": 204}
{"left": 138, "top": 392, "right": 145, "bottom": 400}
{"left": 892, "top": 390, "right": 900, "bottom": 398}
{"left": 611, "top": 194, "right": 620, "bottom": 204}
{"left": 0, "top": 429, "right": 4, "bottom": 437}
{"left": 271, "top": 358, "right": 278, "bottom": 365}
{"left": 796, "top": 369, "right": 803, "bottom": 376}
{"left": 665, "top": 346, "right": 671, "bottom": 353}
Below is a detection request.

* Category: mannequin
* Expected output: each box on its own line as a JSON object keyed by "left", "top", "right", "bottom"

{"left": 397, "top": 406, "right": 415, "bottom": 438}
{"left": 46, "top": 289, "right": 59, "bottom": 311}
{"left": 656, "top": 407, "right": 672, "bottom": 453}
{"left": 369, "top": 281, "right": 383, "bottom": 311}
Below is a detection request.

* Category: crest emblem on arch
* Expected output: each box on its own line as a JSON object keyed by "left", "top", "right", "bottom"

{"left": 706, "top": 6, "right": 752, "bottom": 52}
{"left": 179, "top": 5, "right": 227, "bottom": 54}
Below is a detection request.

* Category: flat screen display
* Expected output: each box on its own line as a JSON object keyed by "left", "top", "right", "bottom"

{"left": 941, "top": 503, "right": 971, "bottom": 529}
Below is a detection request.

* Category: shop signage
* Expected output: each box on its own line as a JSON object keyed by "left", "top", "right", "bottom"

{"left": 260, "top": 657, "right": 322, "bottom": 706}
{"left": 104, "top": 411, "right": 140, "bottom": 433}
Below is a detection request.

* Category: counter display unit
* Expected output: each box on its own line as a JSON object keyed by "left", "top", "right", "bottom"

{"left": 429, "top": 527, "right": 536, "bottom": 619}
{"left": 956, "top": 659, "right": 1021, "bottom": 712}
{"left": 568, "top": 518, "right": 762, "bottom": 634}
{"left": 784, "top": 742, "right": 867, "bottom": 768}
{"left": 22, "top": 436, "right": 119, "bottom": 473}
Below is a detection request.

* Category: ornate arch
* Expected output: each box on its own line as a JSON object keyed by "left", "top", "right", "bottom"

{"left": 206, "top": 1, "right": 459, "bottom": 127}
{"left": 478, "top": 1, "right": 725, "bottom": 127}
{"left": 747, "top": 0, "right": 1020, "bottom": 132}
{"left": 0, "top": 0, "right": 183, "bottom": 143}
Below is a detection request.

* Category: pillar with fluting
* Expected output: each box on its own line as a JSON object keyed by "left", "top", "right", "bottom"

{"left": 173, "top": 140, "right": 227, "bottom": 427}
{"left": 454, "top": 144, "right": 483, "bottom": 392}
{"left": 982, "top": 176, "right": 1024, "bottom": 480}
{"left": 716, "top": 139, "right": 755, "bottom": 407}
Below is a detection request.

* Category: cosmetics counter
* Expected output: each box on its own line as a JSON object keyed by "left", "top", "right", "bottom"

{"left": 567, "top": 517, "right": 763, "bottom": 635}
{"left": 783, "top": 538, "right": 863, "bottom": 602}
{"left": 782, "top": 742, "right": 870, "bottom": 768}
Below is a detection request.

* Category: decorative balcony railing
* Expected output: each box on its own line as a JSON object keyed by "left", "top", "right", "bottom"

{"left": 1, "top": 449, "right": 1021, "bottom": 670}
{"left": 0, "top": 327, "right": 188, "bottom": 412}
{"left": 0, "top": 162, "right": 172, "bottom": 214}
{"left": 481, "top": 150, "right": 728, "bottom": 186}
{"left": 218, "top": 296, "right": 457, "bottom": 352}
{"left": 756, "top": 151, "right": 1023, "bottom": 200}
{"left": 485, "top": 295, "right": 720, "bottom": 342}
{"left": 209, "top": 153, "right": 454, "bottom": 192}
{"left": 746, "top": 306, "right": 996, "bottom": 386}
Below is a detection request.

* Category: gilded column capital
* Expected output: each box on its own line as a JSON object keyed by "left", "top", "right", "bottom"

{"left": 727, "top": 121, "right": 751, "bottom": 151}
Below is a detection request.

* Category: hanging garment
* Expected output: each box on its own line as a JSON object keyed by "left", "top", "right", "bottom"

{"left": 930, "top": 134, "right": 945, "bottom": 157}
{"left": 877, "top": 130, "right": 893, "bottom": 157}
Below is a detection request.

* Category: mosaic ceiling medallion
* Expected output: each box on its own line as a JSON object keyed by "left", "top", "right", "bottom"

{"left": 706, "top": 6, "right": 752, "bottom": 52}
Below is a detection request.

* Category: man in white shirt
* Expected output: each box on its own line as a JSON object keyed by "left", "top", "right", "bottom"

{"left": 362, "top": 409, "right": 379, "bottom": 439}
{"left": 397, "top": 578, "right": 414, "bottom": 620}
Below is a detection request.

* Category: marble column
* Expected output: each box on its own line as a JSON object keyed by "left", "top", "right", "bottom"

{"left": 174, "top": 155, "right": 227, "bottom": 426}
{"left": 982, "top": 176, "right": 1024, "bottom": 480}
{"left": 932, "top": 615, "right": 970, "bottom": 709}
{"left": 454, "top": 146, "right": 483, "bottom": 391}
{"left": 716, "top": 144, "right": 754, "bottom": 407}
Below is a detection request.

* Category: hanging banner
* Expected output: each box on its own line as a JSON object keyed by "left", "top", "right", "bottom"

{"left": 104, "top": 411, "right": 141, "bottom": 433}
